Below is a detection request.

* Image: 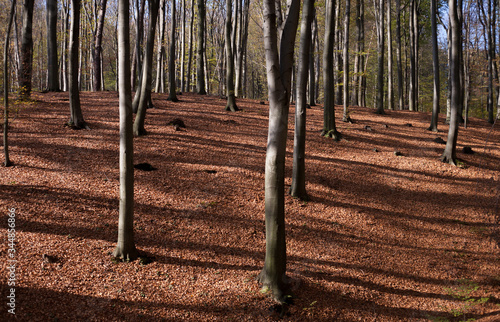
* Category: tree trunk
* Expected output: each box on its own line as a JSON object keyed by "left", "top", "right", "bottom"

{"left": 342, "top": 0, "right": 351, "bottom": 121}
{"left": 68, "top": 0, "right": 87, "bottom": 129}
{"left": 187, "top": 0, "right": 195, "bottom": 91}
{"left": 322, "top": 0, "right": 341, "bottom": 139}
{"left": 131, "top": 0, "right": 146, "bottom": 90}
{"left": 4, "top": 0, "right": 16, "bottom": 167}
{"left": 395, "top": 0, "right": 403, "bottom": 110}
{"left": 225, "top": 0, "right": 238, "bottom": 111}
{"left": 180, "top": 0, "right": 186, "bottom": 92}
{"left": 61, "top": 0, "right": 70, "bottom": 91}
{"left": 351, "top": 0, "right": 361, "bottom": 106}
{"left": 47, "top": 0, "right": 59, "bottom": 92}
{"left": 196, "top": 0, "right": 207, "bottom": 94}
{"left": 428, "top": 0, "right": 440, "bottom": 131}
{"left": 19, "top": 0, "right": 35, "bottom": 100}
{"left": 290, "top": 0, "right": 314, "bottom": 200}
{"left": 155, "top": 0, "right": 166, "bottom": 93}
{"left": 168, "top": 0, "right": 179, "bottom": 101}
{"left": 358, "top": 0, "right": 365, "bottom": 107}
{"left": 375, "top": 0, "right": 385, "bottom": 114}
{"left": 441, "top": 0, "right": 461, "bottom": 165}
{"left": 409, "top": 0, "right": 417, "bottom": 112}
{"left": 114, "top": 0, "right": 138, "bottom": 261}
{"left": 334, "top": 0, "right": 343, "bottom": 106}
{"left": 309, "top": 10, "right": 317, "bottom": 106}
{"left": 258, "top": 0, "right": 300, "bottom": 303}
{"left": 386, "top": 0, "right": 393, "bottom": 110}
{"left": 133, "top": 0, "right": 160, "bottom": 136}
{"left": 93, "top": 0, "right": 107, "bottom": 91}
{"left": 235, "top": 0, "right": 250, "bottom": 98}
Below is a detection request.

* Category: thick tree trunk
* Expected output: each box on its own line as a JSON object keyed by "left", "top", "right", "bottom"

{"left": 290, "top": 0, "right": 314, "bottom": 200}
{"left": 375, "top": 0, "right": 385, "bottom": 114}
{"left": 19, "top": 0, "right": 35, "bottom": 100}
{"left": 428, "top": 0, "right": 440, "bottom": 131}
{"left": 322, "top": 0, "right": 341, "bottom": 139}
{"left": 196, "top": 0, "right": 207, "bottom": 95}
{"left": 258, "top": 0, "right": 299, "bottom": 302}
{"left": 68, "top": 0, "right": 87, "bottom": 129}
{"left": 114, "top": 0, "right": 138, "bottom": 261}
{"left": 47, "top": 0, "right": 59, "bottom": 92}
{"left": 342, "top": 0, "right": 351, "bottom": 121}
{"left": 93, "top": 0, "right": 107, "bottom": 91}
{"left": 168, "top": 0, "right": 178, "bottom": 101}
{"left": 4, "top": 0, "right": 16, "bottom": 167}
{"left": 441, "top": 0, "right": 461, "bottom": 165}
{"left": 225, "top": 0, "right": 238, "bottom": 111}
{"left": 133, "top": 0, "right": 160, "bottom": 136}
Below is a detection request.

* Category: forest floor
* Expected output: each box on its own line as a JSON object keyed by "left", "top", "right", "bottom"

{"left": 1, "top": 91, "right": 500, "bottom": 321}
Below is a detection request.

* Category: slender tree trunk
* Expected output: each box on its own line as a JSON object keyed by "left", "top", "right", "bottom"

{"left": 93, "top": 0, "right": 107, "bottom": 91}
{"left": 4, "top": 0, "right": 17, "bottom": 167}
{"left": 351, "top": 0, "right": 361, "bottom": 106}
{"left": 196, "top": 0, "right": 207, "bottom": 94}
{"left": 409, "top": 0, "right": 417, "bottom": 112}
{"left": 131, "top": 0, "right": 146, "bottom": 90}
{"left": 68, "top": 0, "right": 87, "bottom": 129}
{"left": 133, "top": 0, "right": 159, "bottom": 135}
{"left": 235, "top": 0, "right": 250, "bottom": 98}
{"left": 114, "top": 0, "right": 138, "bottom": 261}
{"left": 309, "top": 11, "right": 317, "bottom": 106}
{"left": 168, "top": 0, "right": 179, "bottom": 101}
{"left": 186, "top": 0, "right": 195, "bottom": 92}
{"left": 375, "top": 0, "right": 385, "bottom": 114}
{"left": 334, "top": 0, "right": 343, "bottom": 106}
{"left": 225, "top": 0, "right": 238, "bottom": 111}
{"left": 258, "top": 0, "right": 300, "bottom": 302}
{"left": 47, "top": 0, "right": 59, "bottom": 91}
{"left": 428, "top": 0, "right": 440, "bottom": 131}
{"left": 358, "top": 0, "right": 365, "bottom": 107}
{"left": 442, "top": 0, "right": 461, "bottom": 165}
{"left": 343, "top": 0, "right": 351, "bottom": 121}
{"left": 61, "top": 0, "right": 70, "bottom": 91}
{"left": 395, "top": 0, "right": 403, "bottom": 110}
{"left": 323, "top": 0, "right": 341, "bottom": 139}
{"left": 291, "top": 0, "right": 314, "bottom": 200}
{"left": 155, "top": 0, "right": 166, "bottom": 93}
{"left": 19, "top": 0, "right": 35, "bottom": 100}
{"left": 180, "top": 0, "right": 186, "bottom": 92}
{"left": 386, "top": 0, "right": 393, "bottom": 110}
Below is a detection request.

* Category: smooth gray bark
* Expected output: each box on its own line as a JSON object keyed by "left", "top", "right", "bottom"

{"left": 180, "top": 0, "right": 186, "bottom": 92}
{"left": 428, "top": 0, "right": 440, "bottom": 132}
{"left": 351, "top": 0, "right": 361, "bottom": 106}
{"left": 19, "top": 0, "right": 35, "bottom": 100}
{"left": 168, "top": 0, "right": 179, "bottom": 101}
{"left": 47, "top": 0, "right": 59, "bottom": 91}
{"left": 375, "top": 0, "right": 385, "bottom": 114}
{"left": 68, "top": 0, "right": 87, "bottom": 129}
{"left": 196, "top": 0, "right": 207, "bottom": 94}
{"left": 3, "top": 0, "right": 16, "bottom": 167}
{"left": 342, "top": 0, "right": 351, "bottom": 121}
{"left": 187, "top": 0, "right": 195, "bottom": 91}
{"left": 441, "top": 0, "right": 462, "bottom": 165}
{"left": 309, "top": 11, "right": 317, "bottom": 106}
{"left": 395, "top": 0, "right": 403, "bottom": 110}
{"left": 225, "top": 0, "right": 238, "bottom": 111}
{"left": 114, "top": 0, "right": 138, "bottom": 261}
{"left": 93, "top": 0, "right": 107, "bottom": 91}
{"left": 258, "top": 0, "right": 300, "bottom": 302}
{"left": 322, "top": 0, "right": 341, "bottom": 139}
{"left": 133, "top": 0, "right": 160, "bottom": 136}
{"left": 386, "top": 0, "right": 393, "bottom": 110}
{"left": 290, "top": 0, "right": 314, "bottom": 200}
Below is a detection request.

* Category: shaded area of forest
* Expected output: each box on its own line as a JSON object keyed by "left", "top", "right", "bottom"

{"left": 0, "top": 91, "right": 499, "bottom": 321}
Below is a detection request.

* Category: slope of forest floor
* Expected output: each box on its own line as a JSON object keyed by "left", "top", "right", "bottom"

{"left": 1, "top": 91, "right": 499, "bottom": 321}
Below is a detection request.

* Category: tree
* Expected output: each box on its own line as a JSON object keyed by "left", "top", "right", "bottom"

{"left": 428, "top": 0, "right": 440, "bottom": 131}
{"left": 386, "top": 0, "right": 393, "bottom": 111}
{"left": 186, "top": 0, "right": 195, "bottom": 92}
{"left": 114, "top": 0, "right": 138, "bottom": 261}
{"left": 322, "top": 0, "right": 341, "bottom": 139}
{"left": 133, "top": 0, "right": 160, "bottom": 136}
{"left": 19, "top": 0, "right": 35, "bottom": 100}
{"left": 441, "top": 0, "right": 462, "bottom": 165}
{"left": 93, "top": 0, "right": 108, "bottom": 92}
{"left": 180, "top": 0, "right": 186, "bottom": 92}
{"left": 290, "top": 0, "right": 314, "bottom": 200}
{"left": 196, "top": 0, "right": 207, "bottom": 95}
{"left": 155, "top": 0, "right": 167, "bottom": 93}
{"left": 395, "top": 0, "right": 403, "bottom": 110}
{"left": 68, "top": 0, "right": 87, "bottom": 129}
{"left": 408, "top": 0, "right": 419, "bottom": 112}
{"left": 225, "top": 0, "right": 238, "bottom": 111}
{"left": 309, "top": 10, "right": 317, "bottom": 106}
{"left": 351, "top": 0, "right": 362, "bottom": 106}
{"left": 168, "top": 0, "right": 179, "bottom": 101}
{"left": 374, "top": 0, "right": 385, "bottom": 114}
{"left": 47, "top": 0, "right": 59, "bottom": 92}
{"left": 4, "top": 0, "right": 17, "bottom": 167}
{"left": 258, "top": 0, "right": 300, "bottom": 302}
{"left": 342, "top": 0, "right": 351, "bottom": 121}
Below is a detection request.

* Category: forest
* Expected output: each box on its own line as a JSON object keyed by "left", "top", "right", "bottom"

{"left": 1, "top": 0, "right": 500, "bottom": 321}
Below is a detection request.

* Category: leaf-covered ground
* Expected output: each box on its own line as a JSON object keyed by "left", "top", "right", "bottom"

{"left": 1, "top": 91, "right": 499, "bottom": 321}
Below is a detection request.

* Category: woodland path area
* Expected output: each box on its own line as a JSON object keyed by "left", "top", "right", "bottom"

{"left": 1, "top": 91, "right": 499, "bottom": 321}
